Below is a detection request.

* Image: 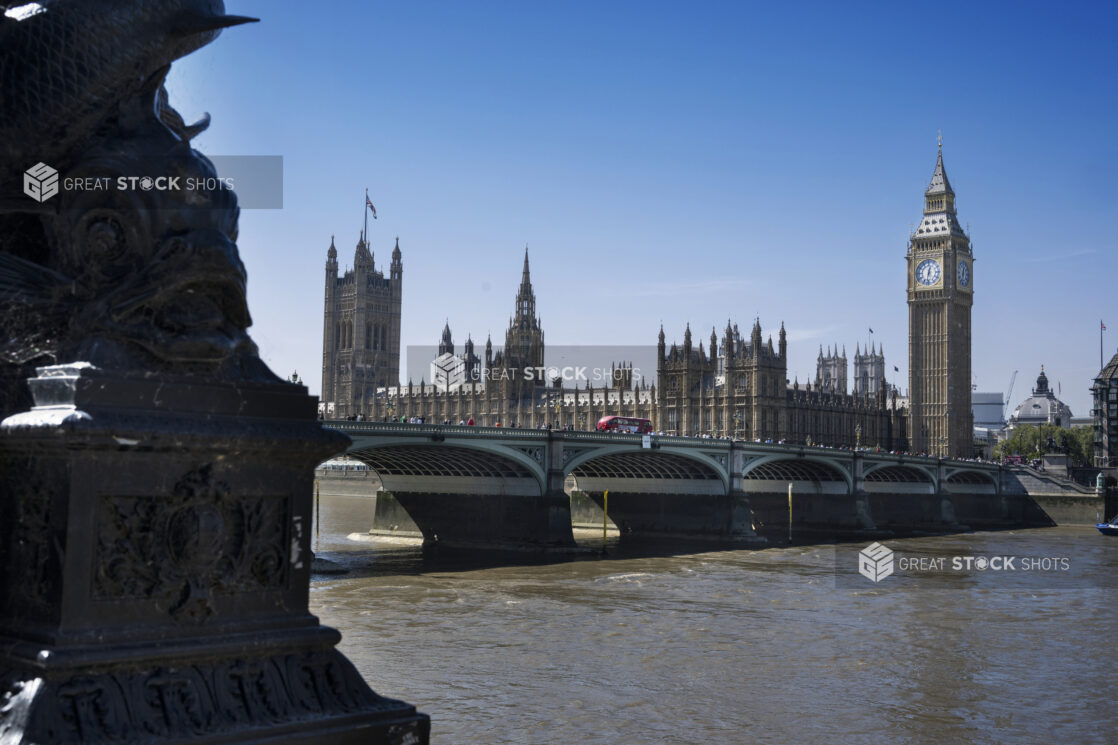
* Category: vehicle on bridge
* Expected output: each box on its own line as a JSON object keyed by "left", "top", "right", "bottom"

{"left": 597, "top": 415, "right": 653, "bottom": 434}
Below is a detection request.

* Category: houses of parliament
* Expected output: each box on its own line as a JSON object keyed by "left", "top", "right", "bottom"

{"left": 322, "top": 145, "right": 975, "bottom": 457}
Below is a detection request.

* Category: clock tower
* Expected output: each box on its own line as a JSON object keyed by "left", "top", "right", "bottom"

{"left": 907, "top": 141, "right": 974, "bottom": 458}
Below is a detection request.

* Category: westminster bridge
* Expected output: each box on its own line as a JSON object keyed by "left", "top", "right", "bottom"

{"left": 324, "top": 421, "right": 1050, "bottom": 548}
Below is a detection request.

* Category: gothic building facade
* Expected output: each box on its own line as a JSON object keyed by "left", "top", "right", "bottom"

{"left": 854, "top": 342, "right": 886, "bottom": 397}
{"left": 323, "top": 248, "right": 905, "bottom": 448}
{"left": 489, "top": 249, "right": 546, "bottom": 403}
{"left": 816, "top": 345, "right": 847, "bottom": 393}
{"left": 321, "top": 233, "right": 402, "bottom": 418}
{"left": 907, "top": 143, "right": 974, "bottom": 457}
{"left": 436, "top": 322, "right": 483, "bottom": 383}
{"left": 357, "top": 249, "right": 655, "bottom": 427}
{"left": 656, "top": 321, "right": 906, "bottom": 448}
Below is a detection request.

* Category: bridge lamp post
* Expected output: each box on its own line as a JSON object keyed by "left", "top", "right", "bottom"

{"left": 855, "top": 423, "right": 862, "bottom": 450}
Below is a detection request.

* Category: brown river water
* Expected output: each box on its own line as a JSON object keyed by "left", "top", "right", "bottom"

{"left": 310, "top": 494, "right": 1116, "bottom": 744}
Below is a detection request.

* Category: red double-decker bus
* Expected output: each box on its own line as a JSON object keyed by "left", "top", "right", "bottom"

{"left": 596, "top": 416, "right": 653, "bottom": 434}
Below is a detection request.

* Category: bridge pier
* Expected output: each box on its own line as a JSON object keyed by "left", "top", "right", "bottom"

{"left": 368, "top": 491, "right": 423, "bottom": 536}
{"left": 371, "top": 434, "right": 578, "bottom": 550}
{"left": 866, "top": 493, "right": 968, "bottom": 533}
{"left": 846, "top": 453, "right": 886, "bottom": 538}
{"left": 939, "top": 491, "right": 1054, "bottom": 530}
{"left": 385, "top": 490, "right": 576, "bottom": 550}
{"left": 747, "top": 490, "right": 885, "bottom": 543}
{"left": 582, "top": 489, "right": 764, "bottom": 545}
{"left": 863, "top": 460, "right": 967, "bottom": 533}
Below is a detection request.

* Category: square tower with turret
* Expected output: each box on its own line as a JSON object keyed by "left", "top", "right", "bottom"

{"left": 815, "top": 345, "right": 848, "bottom": 394}
{"left": 854, "top": 342, "right": 886, "bottom": 397}
{"left": 907, "top": 142, "right": 974, "bottom": 457}
{"left": 321, "top": 234, "right": 402, "bottom": 418}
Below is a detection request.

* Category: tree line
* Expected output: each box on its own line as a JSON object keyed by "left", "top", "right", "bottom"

{"left": 992, "top": 423, "right": 1094, "bottom": 465}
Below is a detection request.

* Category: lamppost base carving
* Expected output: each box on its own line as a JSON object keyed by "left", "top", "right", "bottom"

{"left": 0, "top": 364, "right": 429, "bottom": 744}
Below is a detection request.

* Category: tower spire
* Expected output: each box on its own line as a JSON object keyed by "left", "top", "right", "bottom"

{"left": 918, "top": 139, "right": 963, "bottom": 231}
{"left": 514, "top": 245, "right": 536, "bottom": 321}
{"left": 926, "top": 137, "right": 954, "bottom": 197}
{"left": 505, "top": 245, "right": 543, "bottom": 389}
{"left": 439, "top": 319, "right": 454, "bottom": 356}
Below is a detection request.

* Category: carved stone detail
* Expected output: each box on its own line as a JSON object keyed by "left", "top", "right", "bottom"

{"left": 94, "top": 464, "right": 287, "bottom": 621}
{"left": 0, "top": 649, "right": 419, "bottom": 745}
{"left": 562, "top": 447, "right": 590, "bottom": 465}
{"left": 701, "top": 452, "right": 728, "bottom": 468}
{"left": 516, "top": 446, "right": 543, "bottom": 464}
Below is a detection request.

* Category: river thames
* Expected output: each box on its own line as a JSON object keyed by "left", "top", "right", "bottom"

{"left": 310, "top": 494, "right": 1115, "bottom": 744}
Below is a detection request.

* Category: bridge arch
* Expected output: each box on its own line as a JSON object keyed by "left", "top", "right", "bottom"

{"left": 861, "top": 462, "right": 938, "bottom": 496}
{"left": 863, "top": 462, "right": 937, "bottom": 488}
{"left": 346, "top": 439, "right": 546, "bottom": 495}
{"left": 944, "top": 468, "right": 999, "bottom": 492}
{"left": 564, "top": 445, "right": 729, "bottom": 494}
{"left": 741, "top": 454, "right": 853, "bottom": 492}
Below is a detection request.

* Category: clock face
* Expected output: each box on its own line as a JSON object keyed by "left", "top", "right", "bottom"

{"left": 916, "top": 258, "right": 941, "bottom": 286}
{"left": 957, "top": 261, "right": 970, "bottom": 287}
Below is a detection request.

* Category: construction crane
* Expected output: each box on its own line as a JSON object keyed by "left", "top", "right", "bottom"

{"left": 1002, "top": 370, "right": 1018, "bottom": 422}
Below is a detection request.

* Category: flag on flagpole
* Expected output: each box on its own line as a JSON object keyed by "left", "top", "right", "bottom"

{"left": 893, "top": 366, "right": 899, "bottom": 372}
{"left": 869, "top": 328, "right": 874, "bottom": 334}
{"left": 366, "top": 195, "right": 377, "bottom": 219}
{"left": 1103, "top": 320, "right": 1107, "bottom": 331}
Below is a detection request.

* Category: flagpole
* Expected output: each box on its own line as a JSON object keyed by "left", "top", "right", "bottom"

{"left": 1102, "top": 320, "right": 1105, "bottom": 371}
{"left": 363, "top": 188, "right": 368, "bottom": 247}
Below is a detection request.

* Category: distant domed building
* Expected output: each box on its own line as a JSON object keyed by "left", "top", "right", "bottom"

{"left": 1008, "top": 367, "right": 1073, "bottom": 430}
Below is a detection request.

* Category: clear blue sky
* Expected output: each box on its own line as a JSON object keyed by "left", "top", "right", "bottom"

{"left": 167, "top": 0, "right": 1117, "bottom": 418}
